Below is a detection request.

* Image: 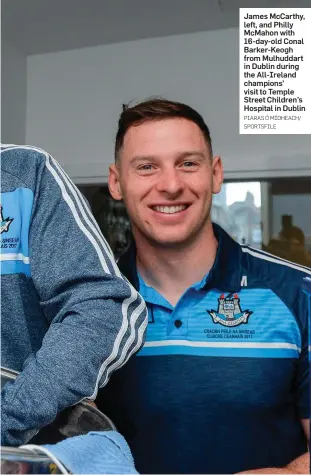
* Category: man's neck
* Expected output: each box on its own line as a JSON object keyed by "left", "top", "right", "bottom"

{"left": 135, "top": 223, "right": 218, "bottom": 306}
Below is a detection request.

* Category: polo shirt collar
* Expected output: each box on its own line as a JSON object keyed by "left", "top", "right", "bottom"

{"left": 117, "top": 223, "right": 243, "bottom": 294}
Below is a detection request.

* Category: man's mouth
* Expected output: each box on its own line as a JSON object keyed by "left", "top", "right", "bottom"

{"left": 151, "top": 205, "right": 189, "bottom": 214}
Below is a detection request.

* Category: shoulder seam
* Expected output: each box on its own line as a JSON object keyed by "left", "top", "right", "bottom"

{"left": 1, "top": 144, "right": 48, "bottom": 189}
{"left": 1, "top": 168, "right": 32, "bottom": 189}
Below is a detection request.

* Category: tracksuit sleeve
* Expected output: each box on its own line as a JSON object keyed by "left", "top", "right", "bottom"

{"left": 1, "top": 152, "right": 148, "bottom": 446}
{"left": 296, "top": 281, "right": 310, "bottom": 420}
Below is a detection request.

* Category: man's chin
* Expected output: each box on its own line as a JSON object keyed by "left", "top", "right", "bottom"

{"left": 149, "top": 233, "right": 193, "bottom": 249}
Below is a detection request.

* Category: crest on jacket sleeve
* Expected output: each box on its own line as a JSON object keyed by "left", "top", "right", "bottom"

{"left": 0, "top": 205, "right": 14, "bottom": 234}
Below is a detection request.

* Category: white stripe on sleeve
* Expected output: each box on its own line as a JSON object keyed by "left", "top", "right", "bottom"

{"left": 241, "top": 246, "right": 311, "bottom": 275}
{"left": 2, "top": 145, "right": 147, "bottom": 397}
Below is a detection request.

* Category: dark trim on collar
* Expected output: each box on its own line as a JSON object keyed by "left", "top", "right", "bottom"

{"left": 205, "top": 223, "right": 242, "bottom": 293}
{"left": 118, "top": 239, "right": 139, "bottom": 289}
{"left": 117, "top": 223, "right": 243, "bottom": 293}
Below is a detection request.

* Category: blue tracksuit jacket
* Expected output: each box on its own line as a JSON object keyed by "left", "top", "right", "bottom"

{"left": 0, "top": 144, "right": 147, "bottom": 446}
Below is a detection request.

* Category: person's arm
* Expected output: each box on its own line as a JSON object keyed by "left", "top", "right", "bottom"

{"left": 237, "top": 279, "right": 310, "bottom": 475}
{"left": 237, "top": 419, "right": 309, "bottom": 473}
{"left": 1, "top": 148, "right": 147, "bottom": 446}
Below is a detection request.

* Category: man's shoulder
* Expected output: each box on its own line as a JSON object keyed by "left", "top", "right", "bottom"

{"left": 240, "top": 245, "right": 311, "bottom": 300}
{"left": 1, "top": 144, "right": 49, "bottom": 191}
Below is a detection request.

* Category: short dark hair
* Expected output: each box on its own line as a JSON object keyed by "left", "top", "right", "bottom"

{"left": 114, "top": 97, "right": 213, "bottom": 162}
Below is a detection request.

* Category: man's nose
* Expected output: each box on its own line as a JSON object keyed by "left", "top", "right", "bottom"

{"left": 156, "top": 169, "right": 184, "bottom": 196}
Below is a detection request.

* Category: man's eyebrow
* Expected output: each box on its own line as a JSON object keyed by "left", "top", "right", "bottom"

{"left": 129, "top": 151, "right": 206, "bottom": 165}
{"left": 129, "top": 155, "right": 157, "bottom": 165}
{"left": 178, "top": 151, "right": 206, "bottom": 160}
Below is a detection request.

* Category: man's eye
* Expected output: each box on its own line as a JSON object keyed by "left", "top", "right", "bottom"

{"left": 183, "top": 161, "right": 196, "bottom": 167}
{"left": 138, "top": 164, "right": 153, "bottom": 170}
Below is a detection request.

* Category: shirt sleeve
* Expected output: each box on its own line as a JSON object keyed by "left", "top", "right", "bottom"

{"left": 1, "top": 150, "right": 148, "bottom": 446}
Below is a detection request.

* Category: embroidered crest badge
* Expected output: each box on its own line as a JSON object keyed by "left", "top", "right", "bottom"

{"left": 0, "top": 204, "right": 14, "bottom": 234}
{"left": 207, "top": 293, "right": 253, "bottom": 327}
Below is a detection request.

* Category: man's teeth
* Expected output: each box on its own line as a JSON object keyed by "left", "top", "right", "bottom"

{"left": 153, "top": 205, "right": 187, "bottom": 214}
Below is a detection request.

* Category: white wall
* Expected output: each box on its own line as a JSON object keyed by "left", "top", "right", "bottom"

{"left": 1, "top": 41, "right": 27, "bottom": 144}
{"left": 26, "top": 29, "right": 311, "bottom": 183}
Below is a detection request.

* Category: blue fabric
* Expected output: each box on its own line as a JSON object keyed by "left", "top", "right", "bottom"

{"left": 42, "top": 431, "right": 138, "bottom": 474}
{"left": 98, "top": 225, "right": 310, "bottom": 474}
{"left": 137, "top": 275, "right": 302, "bottom": 359}
{"left": 0, "top": 188, "right": 33, "bottom": 276}
{"left": 1, "top": 144, "right": 147, "bottom": 446}
{"left": 302, "top": 276, "right": 311, "bottom": 362}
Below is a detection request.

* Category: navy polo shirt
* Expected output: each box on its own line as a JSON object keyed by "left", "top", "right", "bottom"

{"left": 99, "top": 224, "right": 310, "bottom": 474}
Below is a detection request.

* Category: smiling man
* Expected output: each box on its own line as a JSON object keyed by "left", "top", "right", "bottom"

{"left": 98, "top": 98, "right": 310, "bottom": 474}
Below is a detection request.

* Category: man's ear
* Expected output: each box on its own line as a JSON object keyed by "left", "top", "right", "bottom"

{"left": 108, "top": 164, "right": 123, "bottom": 200}
{"left": 212, "top": 156, "right": 224, "bottom": 195}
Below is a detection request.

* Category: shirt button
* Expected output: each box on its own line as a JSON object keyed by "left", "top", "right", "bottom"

{"left": 174, "top": 319, "right": 182, "bottom": 328}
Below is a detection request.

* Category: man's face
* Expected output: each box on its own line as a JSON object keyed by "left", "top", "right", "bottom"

{"left": 109, "top": 118, "right": 223, "bottom": 248}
